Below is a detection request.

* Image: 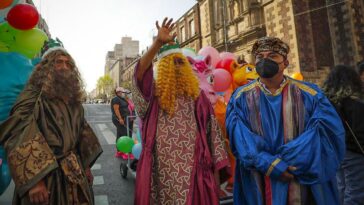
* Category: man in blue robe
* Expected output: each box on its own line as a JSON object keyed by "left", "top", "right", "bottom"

{"left": 226, "top": 36, "right": 345, "bottom": 205}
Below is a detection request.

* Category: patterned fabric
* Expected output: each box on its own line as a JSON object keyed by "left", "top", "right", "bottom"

{"left": 251, "top": 36, "right": 290, "bottom": 58}
{"left": 8, "top": 132, "right": 57, "bottom": 187}
{"left": 246, "top": 81, "right": 312, "bottom": 204}
{"left": 131, "top": 77, "right": 150, "bottom": 119}
{"left": 60, "top": 152, "right": 83, "bottom": 184}
{"left": 209, "top": 116, "right": 229, "bottom": 167}
{"left": 150, "top": 97, "right": 197, "bottom": 205}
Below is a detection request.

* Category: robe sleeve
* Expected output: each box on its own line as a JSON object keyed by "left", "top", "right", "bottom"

{"left": 77, "top": 119, "right": 103, "bottom": 169}
{"left": 0, "top": 87, "right": 58, "bottom": 197}
{"left": 208, "top": 115, "right": 230, "bottom": 171}
{"left": 130, "top": 61, "right": 154, "bottom": 119}
{"left": 278, "top": 92, "right": 346, "bottom": 185}
{"left": 226, "top": 91, "right": 288, "bottom": 179}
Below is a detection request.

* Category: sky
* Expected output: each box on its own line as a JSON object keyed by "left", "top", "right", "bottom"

{"left": 32, "top": 0, "right": 197, "bottom": 92}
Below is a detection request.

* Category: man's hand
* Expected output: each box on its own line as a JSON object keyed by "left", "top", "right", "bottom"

{"left": 29, "top": 179, "right": 49, "bottom": 205}
{"left": 85, "top": 167, "right": 94, "bottom": 185}
{"left": 155, "top": 17, "right": 177, "bottom": 46}
{"left": 279, "top": 166, "right": 297, "bottom": 182}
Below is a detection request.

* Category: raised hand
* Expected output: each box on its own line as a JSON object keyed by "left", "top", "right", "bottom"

{"left": 155, "top": 17, "right": 176, "bottom": 45}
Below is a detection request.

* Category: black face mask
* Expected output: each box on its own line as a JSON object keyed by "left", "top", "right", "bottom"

{"left": 256, "top": 58, "right": 280, "bottom": 78}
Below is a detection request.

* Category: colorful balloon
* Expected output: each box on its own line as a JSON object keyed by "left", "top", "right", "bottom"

{"left": 0, "top": 0, "right": 20, "bottom": 22}
{"left": 131, "top": 143, "right": 142, "bottom": 160}
{"left": 215, "top": 58, "right": 239, "bottom": 73}
{"left": 291, "top": 72, "right": 304, "bottom": 81}
{"left": 11, "top": 28, "right": 48, "bottom": 58}
{"left": 0, "top": 22, "right": 18, "bottom": 47}
{"left": 198, "top": 46, "right": 221, "bottom": 68}
{"left": 188, "top": 55, "right": 218, "bottom": 105}
{"left": 212, "top": 68, "right": 232, "bottom": 92}
{"left": 0, "top": 147, "right": 11, "bottom": 195}
{"left": 0, "top": 41, "right": 9, "bottom": 52}
{"left": 0, "top": 0, "right": 13, "bottom": 9}
{"left": 220, "top": 52, "right": 236, "bottom": 61}
{"left": 0, "top": 52, "right": 34, "bottom": 121}
{"left": 7, "top": 3, "right": 39, "bottom": 30}
{"left": 116, "top": 136, "right": 135, "bottom": 153}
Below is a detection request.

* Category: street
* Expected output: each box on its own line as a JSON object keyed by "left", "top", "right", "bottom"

{"left": 0, "top": 104, "right": 135, "bottom": 205}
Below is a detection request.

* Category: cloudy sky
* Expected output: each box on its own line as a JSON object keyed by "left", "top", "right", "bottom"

{"left": 32, "top": 0, "right": 197, "bottom": 91}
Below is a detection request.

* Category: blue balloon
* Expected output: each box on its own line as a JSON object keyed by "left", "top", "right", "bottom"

{"left": 136, "top": 129, "right": 141, "bottom": 143}
{"left": 0, "top": 52, "right": 34, "bottom": 122}
{"left": 131, "top": 143, "right": 142, "bottom": 160}
{"left": 0, "top": 146, "right": 11, "bottom": 195}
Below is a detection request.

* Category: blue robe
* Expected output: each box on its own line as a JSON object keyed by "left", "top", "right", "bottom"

{"left": 226, "top": 78, "right": 345, "bottom": 205}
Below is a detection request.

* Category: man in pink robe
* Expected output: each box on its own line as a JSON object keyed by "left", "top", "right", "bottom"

{"left": 131, "top": 18, "right": 230, "bottom": 205}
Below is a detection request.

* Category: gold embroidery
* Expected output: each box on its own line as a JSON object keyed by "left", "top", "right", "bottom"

{"left": 60, "top": 152, "right": 83, "bottom": 184}
{"left": 8, "top": 133, "right": 56, "bottom": 186}
{"left": 257, "top": 79, "right": 289, "bottom": 96}
{"left": 290, "top": 79, "right": 317, "bottom": 96}
{"left": 235, "top": 81, "right": 259, "bottom": 99}
{"left": 265, "top": 158, "right": 281, "bottom": 176}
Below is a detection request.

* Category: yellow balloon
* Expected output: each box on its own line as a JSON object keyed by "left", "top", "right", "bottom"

{"left": 291, "top": 72, "right": 303, "bottom": 81}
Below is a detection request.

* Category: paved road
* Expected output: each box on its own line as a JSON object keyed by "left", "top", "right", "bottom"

{"left": 0, "top": 104, "right": 135, "bottom": 205}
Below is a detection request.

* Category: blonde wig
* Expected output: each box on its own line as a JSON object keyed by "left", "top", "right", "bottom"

{"left": 155, "top": 53, "right": 200, "bottom": 115}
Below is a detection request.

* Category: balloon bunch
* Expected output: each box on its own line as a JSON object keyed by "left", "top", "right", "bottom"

{"left": 0, "top": 2, "right": 48, "bottom": 59}
{"left": 116, "top": 127, "right": 143, "bottom": 160}
{"left": 184, "top": 46, "right": 259, "bottom": 192}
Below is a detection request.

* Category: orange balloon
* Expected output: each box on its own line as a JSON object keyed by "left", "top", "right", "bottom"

{"left": 291, "top": 72, "right": 304, "bottom": 81}
{"left": 0, "top": 0, "right": 13, "bottom": 9}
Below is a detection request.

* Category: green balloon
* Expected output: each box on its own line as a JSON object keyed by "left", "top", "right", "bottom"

{"left": 11, "top": 28, "right": 48, "bottom": 58}
{"left": 116, "top": 136, "right": 135, "bottom": 153}
{"left": 0, "top": 41, "right": 9, "bottom": 52}
{"left": 0, "top": 22, "right": 18, "bottom": 48}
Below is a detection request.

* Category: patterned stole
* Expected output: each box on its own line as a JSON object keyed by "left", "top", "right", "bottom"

{"left": 246, "top": 82, "right": 308, "bottom": 205}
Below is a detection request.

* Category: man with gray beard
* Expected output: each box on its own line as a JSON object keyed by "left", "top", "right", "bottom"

{"left": 0, "top": 38, "right": 102, "bottom": 205}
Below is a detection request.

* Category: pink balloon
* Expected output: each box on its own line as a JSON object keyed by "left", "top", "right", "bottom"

{"left": 220, "top": 52, "right": 237, "bottom": 61}
{"left": 198, "top": 46, "right": 220, "bottom": 68}
{"left": 212, "top": 69, "right": 232, "bottom": 92}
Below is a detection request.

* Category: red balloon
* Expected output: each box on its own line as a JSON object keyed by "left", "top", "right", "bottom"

{"left": 7, "top": 4, "right": 39, "bottom": 30}
{"left": 216, "top": 59, "right": 239, "bottom": 73}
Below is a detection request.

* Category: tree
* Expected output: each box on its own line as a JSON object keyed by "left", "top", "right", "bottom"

{"left": 96, "top": 74, "right": 114, "bottom": 101}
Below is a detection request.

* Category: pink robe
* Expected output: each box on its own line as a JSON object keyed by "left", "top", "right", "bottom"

{"left": 131, "top": 63, "right": 230, "bottom": 205}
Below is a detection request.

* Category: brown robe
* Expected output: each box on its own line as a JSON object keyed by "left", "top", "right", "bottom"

{"left": 0, "top": 85, "right": 102, "bottom": 205}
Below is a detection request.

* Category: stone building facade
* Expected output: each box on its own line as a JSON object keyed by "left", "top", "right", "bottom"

{"left": 192, "top": 0, "right": 364, "bottom": 85}
{"left": 104, "top": 37, "right": 140, "bottom": 88}
{"left": 172, "top": 4, "right": 202, "bottom": 52}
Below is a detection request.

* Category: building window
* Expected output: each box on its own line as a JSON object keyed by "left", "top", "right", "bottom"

{"left": 214, "top": 0, "right": 222, "bottom": 26}
{"left": 180, "top": 26, "right": 185, "bottom": 42}
{"left": 189, "top": 19, "right": 195, "bottom": 37}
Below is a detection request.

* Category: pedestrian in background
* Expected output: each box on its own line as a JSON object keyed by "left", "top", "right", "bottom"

{"left": 323, "top": 65, "right": 364, "bottom": 205}
{"left": 111, "top": 87, "right": 131, "bottom": 158}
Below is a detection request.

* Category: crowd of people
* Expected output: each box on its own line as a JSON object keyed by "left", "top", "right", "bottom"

{"left": 0, "top": 17, "right": 363, "bottom": 205}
